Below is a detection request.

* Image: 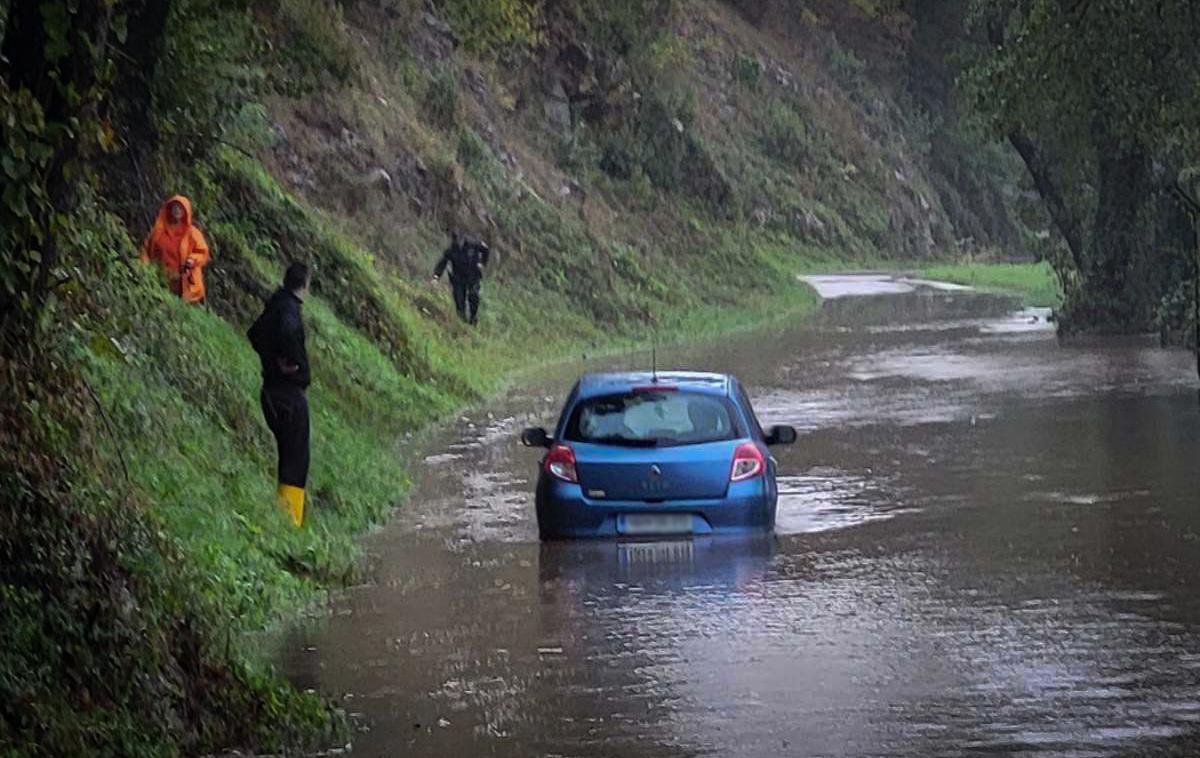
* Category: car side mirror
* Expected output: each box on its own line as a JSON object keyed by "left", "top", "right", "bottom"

{"left": 521, "top": 427, "right": 552, "bottom": 448}
{"left": 765, "top": 425, "right": 797, "bottom": 446}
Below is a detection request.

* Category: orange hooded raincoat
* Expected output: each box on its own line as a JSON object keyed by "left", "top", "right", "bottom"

{"left": 141, "top": 195, "right": 211, "bottom": 304}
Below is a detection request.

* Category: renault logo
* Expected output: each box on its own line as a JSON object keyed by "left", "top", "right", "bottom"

{"left": 649, "top": 464, "right": 662, "bottom": 478}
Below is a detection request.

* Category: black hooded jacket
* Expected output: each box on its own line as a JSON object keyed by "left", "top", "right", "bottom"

{"left": 433, "top": 238, "right": 490, "bottom": 285}
{"left": 247, "top": 288, "right": 310, "bottom": 390}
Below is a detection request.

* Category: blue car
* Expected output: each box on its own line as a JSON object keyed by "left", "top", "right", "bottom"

{"left": 521, "top": 371, "right": 797, "bottom": 540}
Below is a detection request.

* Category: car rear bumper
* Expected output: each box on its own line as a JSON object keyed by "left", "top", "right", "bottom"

{"left": 535, "top": 477, "right": 776, "bottom": 539}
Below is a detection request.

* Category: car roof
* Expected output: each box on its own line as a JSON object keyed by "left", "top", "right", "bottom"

{"left": 577, "top": 371, "right": 732, "bottom": 399}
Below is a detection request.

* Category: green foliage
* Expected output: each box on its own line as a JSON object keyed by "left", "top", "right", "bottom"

{"left": 554, "top": 0, "right": 677, "bottom": 58}
{"left": 964, "top": 0, "right": 1200, "bottom": 334}
{"left": 648, "top": 32, "right": 692, "bottom": 73}
{"left": 265, "top": 0, "right": 359, "bottom": 93}
{"left": 208, "top": 149, "right": 478, "bottom": 394}
{"left": 0, "top": 196, "right": 342, "bottom": 755}
{"left": 555, "top": 129, "right": 601, "bottom": 175}
{"left": 0, "top": 88, "right": 55, "bottom": 319}
{"left": 759, "top": 99, "right": 814, "bottom": 169}
{"left": 0, "top": 470, "right": 340, "bottom": 757}
{"left": 456, "top": 127, "right": 489, "bottom": 171}
{"left": 0, "top": 0, "right": 122, "bottom": 334}
{"left": 827, "top": 36, "right": 867, "bottom": 87}
{"left": 966, "top": 0, "right": 1200, "bottom": 158}
{"left": 436, "top": 0, "right": 542, "bottom": 56}
{"left": 154, "top": 0, "right": 265, "bottom": 155}
{"left": 595, "top": 93, "right": 733, "bottom": 211}
{"left": 731, "top": 53, "right": 763, "bottom": 90}
{"left": 422, "top": 67, "right": 461, "bottom": 130}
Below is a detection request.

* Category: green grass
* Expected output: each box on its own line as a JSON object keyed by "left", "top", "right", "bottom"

{"left": 915, "top": 261, "right": 1061, "bottom": 307}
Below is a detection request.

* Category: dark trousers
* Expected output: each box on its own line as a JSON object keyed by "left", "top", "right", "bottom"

{"left": 261, "top": 385, "right": 310, "bottom": 488}
{"left": 450, "top": 277, "right": 481, "bottom": 324}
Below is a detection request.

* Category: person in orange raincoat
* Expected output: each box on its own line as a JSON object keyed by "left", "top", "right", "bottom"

{"left": 141, "top": 195, "right": 211, "bottom": 303}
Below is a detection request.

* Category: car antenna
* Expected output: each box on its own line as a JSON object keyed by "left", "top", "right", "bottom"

{"left": 651, "top": 333, "right": 659, "bottom": 384}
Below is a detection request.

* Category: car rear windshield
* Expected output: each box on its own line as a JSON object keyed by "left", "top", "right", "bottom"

{"left": 564, "top": 390, "right": 740, "bottom": 447}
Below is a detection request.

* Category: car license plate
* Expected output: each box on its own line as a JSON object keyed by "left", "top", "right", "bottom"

{"left": 618, "top": 540, "right": 695, "bottom": 567}
{"left": 618, "top": 513, "right": 694, "bottom": 536}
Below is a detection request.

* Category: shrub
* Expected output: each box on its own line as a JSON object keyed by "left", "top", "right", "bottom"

{"left": 457, "top": 128, "right": 490, "bottom": 172}
{"left": 759, "top": 99, "right": 813, "bottom": 169}
{"left": 827, "top": 36, "right": 867, "bottom": 86}
{"left": 437, "top": 0, "right": 542, "bottom": 56}
{"left": 732, "top": 53, "right": 763, "bottom": 90}
{"left": 422, "top": 68, "right": 460, "bottom": 130}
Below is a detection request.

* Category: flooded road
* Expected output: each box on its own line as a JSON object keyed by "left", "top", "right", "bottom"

{"left": 282, "top": 275, "right": 1200, "bottom": 757}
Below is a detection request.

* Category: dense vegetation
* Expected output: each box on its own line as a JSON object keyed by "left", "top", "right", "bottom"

{"left": 1, "top": 0, "right": 1189, "bottom": 755}
{"left": 963, "top": 0, "right": 1200, "bottom": 340}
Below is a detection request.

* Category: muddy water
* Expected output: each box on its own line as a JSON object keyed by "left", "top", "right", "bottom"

{"left": 282, "top": 275, "right": 1200, "bottom": 757}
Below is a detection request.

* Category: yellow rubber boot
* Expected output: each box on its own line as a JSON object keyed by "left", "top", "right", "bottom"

{"left": 277, "top": 484, "right": 305, "bottom": 527}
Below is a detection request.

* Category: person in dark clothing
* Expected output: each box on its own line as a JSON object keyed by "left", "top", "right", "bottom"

{"left": 247, "top": 262, "right": 312, "bottom": 527}
{"left": 432, "top": 230, "right": 490, "bottom": 324}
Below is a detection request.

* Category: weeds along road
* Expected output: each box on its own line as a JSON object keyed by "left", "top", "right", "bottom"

{"left": 281, "top": 275, "right": 1200, "bottom": 758}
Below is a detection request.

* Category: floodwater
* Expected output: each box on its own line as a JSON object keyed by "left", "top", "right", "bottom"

{"left": 282, "top": 274, "right": 1200, "bottom": 757}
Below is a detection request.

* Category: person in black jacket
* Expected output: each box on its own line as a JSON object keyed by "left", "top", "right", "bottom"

{"left": 247, "top": 262, "right": 312, "bottom": 527}
{"left": 432, "top": 230, "right": 490, "bottom": 325}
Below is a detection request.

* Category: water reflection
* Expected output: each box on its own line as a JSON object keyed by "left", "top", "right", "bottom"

{"left": 538, "top": 535, "right": 774, "bottom": 593}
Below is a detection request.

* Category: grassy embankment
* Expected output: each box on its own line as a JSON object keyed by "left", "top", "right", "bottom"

{"left": 916, "top": 262, "right": 1061, "bottom": 307}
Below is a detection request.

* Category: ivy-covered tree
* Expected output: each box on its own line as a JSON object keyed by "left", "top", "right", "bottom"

{"left": 965, "top": 0, "right": 1200, "bottom": 334}
{"left": 1, "top": 1, "right": 116, "bottom": 339}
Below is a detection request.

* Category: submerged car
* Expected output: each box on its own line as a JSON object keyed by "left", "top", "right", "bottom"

{"left": 521, "top": 371, "right": 796, "bottom": 540}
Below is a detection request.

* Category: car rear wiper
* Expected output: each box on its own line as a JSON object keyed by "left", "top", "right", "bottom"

{"left": 589, "top": 436, "right": 660, "bottom": 447}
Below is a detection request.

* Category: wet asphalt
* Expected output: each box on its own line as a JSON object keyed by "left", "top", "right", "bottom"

{"left": 282, "top": 275, "right": 1200, "bottom": 757}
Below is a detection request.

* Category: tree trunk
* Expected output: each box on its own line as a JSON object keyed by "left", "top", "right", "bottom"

{"left": 103, "top": 0, "right": 173, "bottom": 228}
{"left": 118, "top": 0, "right": 172, "bottom": 142}
{"left": 1068, "top": 130, "right": 1154, "bottom": 333}
{"left": 1007, "top": 131, "right": 1086, "bottom": 271}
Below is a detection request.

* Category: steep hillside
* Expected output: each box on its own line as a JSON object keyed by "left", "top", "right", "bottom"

{"left": 261, "top": 0, "right": 1036, "bottom": 300}
{"left": 0, "top": 1, "right": 1037, "bottom": 754}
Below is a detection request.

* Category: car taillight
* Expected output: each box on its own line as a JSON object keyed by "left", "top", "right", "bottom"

{"left": 730, "top": 442, "right": 765, "bottom": 482}
{"left": 545, "top": 444, "right": 578, "bottom": 483}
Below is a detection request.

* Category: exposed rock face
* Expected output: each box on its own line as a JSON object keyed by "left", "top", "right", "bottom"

{"left": 363, "top": 167, "right": 393, "bottom": 196}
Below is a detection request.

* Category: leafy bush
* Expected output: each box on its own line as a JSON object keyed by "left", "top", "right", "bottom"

{"left": 639, "top": 97, "right": 733, "bottom": 211}
{"left": 554, "top": 0, "right": 677, "bottom": 58}
{"left": 827, "top": 36, "right": 867, "bottom": 85}
{"left": 759, "top": 99, "right": 813, "bottom": 169}
{"left": 155, "top": 0, "right": 265, "bottom": 155}
{"left": 436, "top": 0, "right": 542, "bottom": 56}
{"left": 732, "top": 53, "right": 763, "bottom": 90}
{"left": 556, "top": 130, "right": 601, "bottom": 175}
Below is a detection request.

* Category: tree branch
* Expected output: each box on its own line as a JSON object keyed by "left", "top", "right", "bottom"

{"left": 1007, "top": 130, "right": 1086, "bottom": 271}
{"left": 82, "top": 379, "right": 132, "bottom": 491}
